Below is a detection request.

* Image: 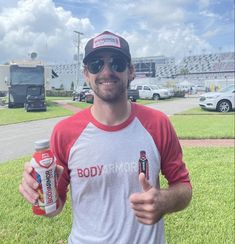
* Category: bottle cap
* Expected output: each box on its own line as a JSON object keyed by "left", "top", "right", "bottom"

{"left": 34, "top": 139, "right": 50, "bottom": 150}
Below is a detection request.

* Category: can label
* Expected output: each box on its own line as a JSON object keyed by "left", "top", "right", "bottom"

{"left": 31, "top": 150, "right": 58, "bottom": 215}
{"left": 138, "top": 150, "right": 149, "bottom": 180}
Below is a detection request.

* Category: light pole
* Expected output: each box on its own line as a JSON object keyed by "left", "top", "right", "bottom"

{"left": 74, "top": 31, "right": 84, "bottom": 89}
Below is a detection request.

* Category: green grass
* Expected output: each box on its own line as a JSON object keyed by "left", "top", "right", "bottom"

{"left": 68, "top": 99, "right": 157, "bottom": 108}
{"left": 46, "top": 96, "right": 71, "bottom": 101}
{"left": 0, "top": 101, "right": 73, "bottom": 125}
{"left": 0, "top": 157, "right": 72, "bottom": 244}
{"left": 0, "top": 99, "right": 234, "bottom": 140}
{"left": 163, "top": 147, "right": 234, "bottom": 244}
{"left": 68, "top": 101, "right": 92, "bottom": 109}
{"left": 170, "top": 114, "right": 235, "bottom": 139}
{"left": 177, "top": 107, "right": 235, "bottom": 115}
{"left": 0, "top": 148, "right": 234, "bottom": 243}
{"left": 137, "top": 97, "right": 181, "bottom": 105}
{"left": 136, "top": 99, "right": 157, "bottom": 105}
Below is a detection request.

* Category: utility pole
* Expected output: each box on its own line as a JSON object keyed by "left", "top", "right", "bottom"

{"left": 73, "top": 31, "right": 84, "bottom": 89}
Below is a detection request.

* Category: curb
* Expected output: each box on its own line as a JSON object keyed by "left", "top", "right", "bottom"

{"left": 180, "top": 139, "right": 234, "bottom": 147}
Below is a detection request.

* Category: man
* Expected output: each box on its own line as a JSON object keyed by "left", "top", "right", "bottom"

{"left": 19, "top": 31, "right": 192, "bottom": 244}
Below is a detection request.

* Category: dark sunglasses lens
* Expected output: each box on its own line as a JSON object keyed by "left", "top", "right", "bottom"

{"left": 111, "top": 58, "right": 127, "bottom": 72}
{"left": 87, "top": 59, "right": 104, "bottom": 74}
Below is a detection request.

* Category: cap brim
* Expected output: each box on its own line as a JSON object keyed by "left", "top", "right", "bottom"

{"left": 83, "top": 47, "right": 130, "bottom": 64}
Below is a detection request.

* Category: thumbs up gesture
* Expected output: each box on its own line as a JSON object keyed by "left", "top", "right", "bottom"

{"left": 129, "top": 173, "right": 165, "bottom": 225}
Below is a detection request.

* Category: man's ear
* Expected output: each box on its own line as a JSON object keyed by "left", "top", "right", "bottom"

{"left": 83, "top": 68, "right": 90, "bottom": 85}
{"left": 127, "top": 64, "right": 135, "bottom": 88}
{"left": 128, "top": 64, "right": 135, "bottom": 82}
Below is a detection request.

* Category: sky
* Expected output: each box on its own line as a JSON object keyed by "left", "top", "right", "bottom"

{"left": 0, "top": 0, "right": 234, "bottom": 64}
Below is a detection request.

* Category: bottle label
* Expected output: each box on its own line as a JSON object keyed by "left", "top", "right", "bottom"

{"left": 31, "top": 150, "right": 58, "bottom": 215}
{"left": 33, "top": 149, "right": 54, "bottom": 168}
{"left": 138, "top": 151, "right": 149, "bottom": 180}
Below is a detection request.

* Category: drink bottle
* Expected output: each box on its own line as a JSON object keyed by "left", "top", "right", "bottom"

{"left": 138, "top": 150, "right": 149, "bottom": 180}
{"left": 31, "top": 139, "right": 58, "bottom": 215}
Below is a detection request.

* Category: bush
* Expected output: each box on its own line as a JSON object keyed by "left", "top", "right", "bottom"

{"left": 0, "top": 97, "right": 7, "bottom": 105}
{"left": 0, "top": 91, "right": 7, "bottom": 97}
{"left": 46, "top": 90, "right": 73, "bottom": 97}
{"left": 173, "top": 90, "right": 185, "bottom": 97}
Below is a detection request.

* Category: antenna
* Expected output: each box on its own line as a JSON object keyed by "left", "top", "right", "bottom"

{"left": 73, "top": 31, "right": 84, "bottom": 89}
{"left": 30, "top": 52, "right": 37, "bottom": 60}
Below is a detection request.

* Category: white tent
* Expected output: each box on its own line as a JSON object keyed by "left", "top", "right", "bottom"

{"left": 178, "top": 80, "right": 193, "bottom": 87}
{"left": 176, "top": 80, "right": 193, "bottom": 92}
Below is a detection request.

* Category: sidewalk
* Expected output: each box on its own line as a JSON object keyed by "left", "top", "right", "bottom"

{"left": 180, "top": 139, "right": 234, "bottom": 147}
{"left": 55, "top": 100, "right": 82, "bottom": 113}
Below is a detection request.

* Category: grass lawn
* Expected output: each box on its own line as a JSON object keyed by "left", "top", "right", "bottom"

{"left": 177, "top": 107, "right": 235, "bottom": 115}
{"left": 163, "top": 147, "right": 234, "bottom": 244}
{"left": 0, "top": 157, "right": 72, "bottom": 244}
{"left": 68, "top": 101, "right": 92, "bottom": 109}
{"left": 0, "top": 101, "right": 73, "bottom": 125}
{"left": 0, "top": 147, "right": 234, "bottom": 243}
{"left": 68, "top": 99, "right": 158, "bottom": 109}
{"left": 46, "top": 97, "right": 71, "bottom": 101}
{"left": 170, "top": 113, "right": 235, "bottom": 139}
{"left": 1, "top": 99, "right": 234, "bottom": 140}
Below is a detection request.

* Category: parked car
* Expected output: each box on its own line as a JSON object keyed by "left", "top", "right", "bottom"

{"left": 127, "top": 89, "right": 139, "bottom": 102}
{"left": 81, "top": 89, "right": 139, "bottom": 103}
{"left": 132, "top": 85, "right": 171, "bottom": 100}
{"left": 84, "top": 90, "right": 94, "bottom": 103}
{"left": 199, "top": 85, "right": 235, "bottom": 112}
{"left": 72, "top": 86, "right": 91, "bottom": 101}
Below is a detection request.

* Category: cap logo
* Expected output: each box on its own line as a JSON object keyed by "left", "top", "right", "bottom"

{"left": 93, "top": 34, "right": 121, "bottom": 49}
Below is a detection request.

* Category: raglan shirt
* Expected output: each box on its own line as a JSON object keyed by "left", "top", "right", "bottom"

{"left": 51, "top": 102, "right": 191, "bottom": 244}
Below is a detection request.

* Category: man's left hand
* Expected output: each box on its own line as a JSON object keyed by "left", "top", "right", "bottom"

{"left": 129, "top": 173, "right": 165, "bottom": 225}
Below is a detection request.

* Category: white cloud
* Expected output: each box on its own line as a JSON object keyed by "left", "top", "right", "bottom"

{"left": 124, "top": 24, "right": 211, "bottom": 61}
{"left": 0, "top": 0, "right": 94, "bottom": 63}
{"left": 0, "top": 0, "right": 232, "bottom": 64}
{"left": 202, "top": 28, "right": 221, "bottom": 38}
{"left": 100, "top": 1, "right": 188, "bottom": 31}
{"left": 198, "top": 0, "right": 212, "bottom": 8}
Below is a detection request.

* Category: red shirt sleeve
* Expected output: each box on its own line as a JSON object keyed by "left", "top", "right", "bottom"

{"left": 135, "top": 104, "right": 191, "bottom": 188}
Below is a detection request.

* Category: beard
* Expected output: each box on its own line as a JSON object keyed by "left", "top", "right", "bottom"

{"left": 91, "top": 75, "right": 128, "bottom": 103}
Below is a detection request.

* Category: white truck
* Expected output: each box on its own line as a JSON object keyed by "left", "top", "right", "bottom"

{"left": 132, "top": 84, "right": 171, "bottom": 100}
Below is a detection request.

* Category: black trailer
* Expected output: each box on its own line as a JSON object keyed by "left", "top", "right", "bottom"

{"left": 8, "top": 64, "right": 46, "bottom": 111}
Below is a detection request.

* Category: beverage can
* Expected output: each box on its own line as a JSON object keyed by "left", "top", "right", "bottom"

{"left": 31, "top": 139, "right": 58, "bottom": 215}
{"left": 138, "top": 150, "right": 149, "bottom": 180}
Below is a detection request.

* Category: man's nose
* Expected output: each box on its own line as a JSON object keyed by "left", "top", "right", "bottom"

{"left": 100, "top": 62, "right": 113, "bottom": 75}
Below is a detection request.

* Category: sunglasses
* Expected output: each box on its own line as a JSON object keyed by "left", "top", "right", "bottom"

{"left": 86, "top": 56, "right": 128, "bottom": 74}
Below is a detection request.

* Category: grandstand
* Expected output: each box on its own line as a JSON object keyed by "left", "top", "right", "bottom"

{"left": 45, "top": 52, "right": 234, "bottom": 91}
{"left": 153, "top": 52, "right": 234, "bottom": 79}
{"left": 132, "top": 56, "right": 175, "bottom": 78}
{"left": 47, "top": 63, "right": 84, "bottom": 90}
{"left": 133, "top": 52, "right": 234, "bottom": 88}
{"left": 176, "top": 52, "right": 234, "bottom": 81}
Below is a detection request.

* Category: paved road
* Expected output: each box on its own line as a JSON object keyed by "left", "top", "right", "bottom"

{"left": 0, "top": 117, "right": 65, "bottom": 164}
{"left": 0, "top": 97, "right": 198, "bottom": 164}
{"left": 146, "top": 96, "right": 198, "bottom": 115}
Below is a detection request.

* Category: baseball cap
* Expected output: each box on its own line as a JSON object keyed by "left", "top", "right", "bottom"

{"left": 83, "top": 31, "right": 131, "bottom": 64}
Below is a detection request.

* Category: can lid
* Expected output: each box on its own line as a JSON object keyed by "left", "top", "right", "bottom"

{"left": 34, "top": 139, "right": 50, "bottom": 150}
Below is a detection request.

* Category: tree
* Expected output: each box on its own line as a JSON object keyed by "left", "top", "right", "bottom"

{"left": 180, "top": 68, "right": 189, "bottom": 76}
{"left": 60, "top": 83, "right": 64, "bottom": 90}
{"left": 71, "top": 81, "right": 74, "bottom": 91}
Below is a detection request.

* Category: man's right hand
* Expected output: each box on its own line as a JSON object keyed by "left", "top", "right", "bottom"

{"left": 19, "top": 162, "right": 64, "bottom": 205}
{"left": 19, "top": 162, "right": 39, "bottom": 204}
